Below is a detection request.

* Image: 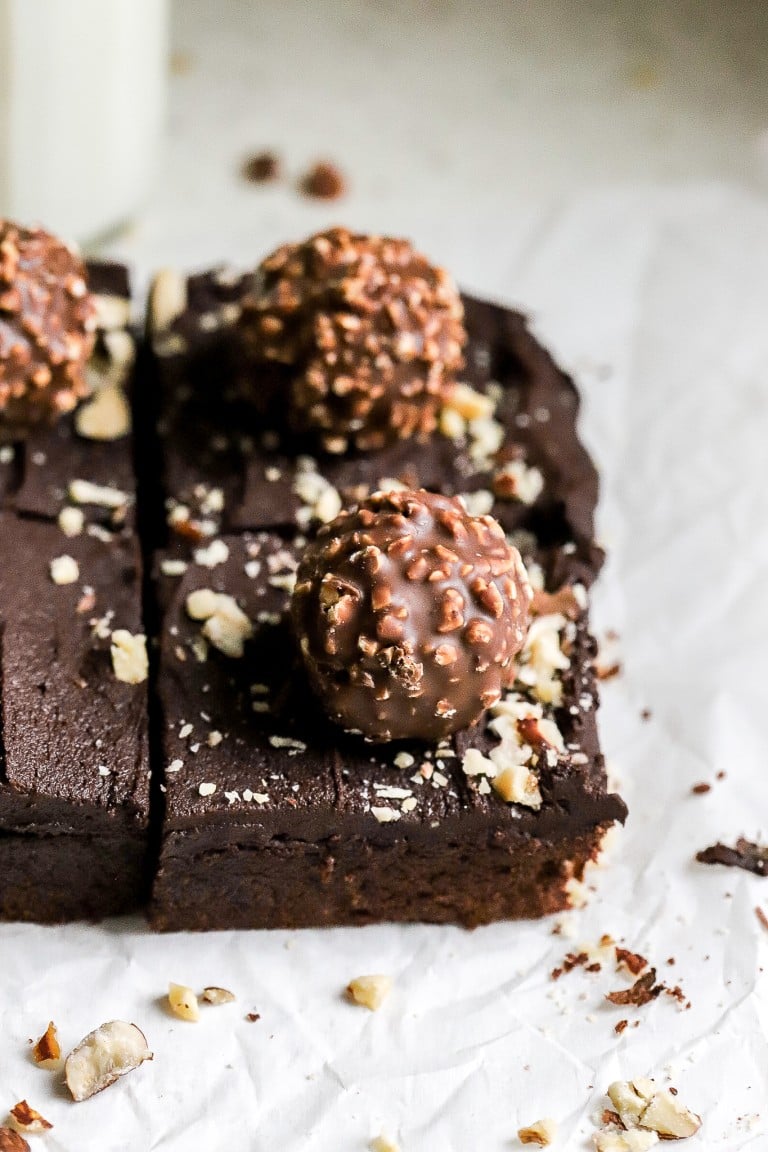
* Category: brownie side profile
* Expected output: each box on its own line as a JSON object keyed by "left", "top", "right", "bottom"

{"left": 0, "top": 264, "right": 150, "bottom": 923}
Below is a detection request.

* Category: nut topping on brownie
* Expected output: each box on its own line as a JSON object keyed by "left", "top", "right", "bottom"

{"left": 239, "top": 227, "right": 466, "bottom": 453}
{"left": 0, "top": 220, "right": 96, "bottom": 433}
{"left": 291, "top": 488, "right": 532, "bottom": 741}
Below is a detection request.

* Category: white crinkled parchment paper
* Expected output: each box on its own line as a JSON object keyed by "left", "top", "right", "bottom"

{"left": 2, "top": 0, "right": 768, "bottom": 1139}
{"left": 0, "top": 184, "right": 765, "bottom": 1152}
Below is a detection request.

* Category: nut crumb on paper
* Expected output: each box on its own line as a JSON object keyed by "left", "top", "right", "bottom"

{"left": 64, "top": 1021, "right": 152, "bottom": 1102}
{"left": 346, "top": 974, "right": 392, "bottom": 1011}
{"left": 518, "top": 1117, "right": 557, "bottom": 1145}
{"left": 32, "top": 1021, "right": 61, "bottom": 1067}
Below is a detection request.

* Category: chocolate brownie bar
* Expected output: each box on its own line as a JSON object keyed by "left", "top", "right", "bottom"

{"left": 0, "top": 264, "right": 150, "bottom": 922}
{"left": 148, "top": 270, "right": 602, "bottom": 574}
{"left": 146, "top": 264, "right": 624, "bottom": 930}
{"left": 149, "top": 535, "right": 624, "bottom": 929}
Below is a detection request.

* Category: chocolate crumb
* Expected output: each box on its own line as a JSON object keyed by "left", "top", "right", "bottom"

{"left": 691, "top": 782, "right": 711, "bottom": 795}
{"left": 300, "top": 161, "right": 346, "bottom": 200}
{"left": 606, "top": 968, "right": 664, "bottom": 1006}
{"left": 551, "top": 950, "right": 589, "bottom": 980}
{"left": 246, "top": 1012, "right": 261, "bottom": 1023}
{"left": 755, "top": 907, "right": 768, "bottom": 932}
{"left": 242, "top": 151, "right": 281, "bottom": 184}
{"left": 640, "top": 708, "right": 652, "bottom": 721}
{"left": 716, "top": 770, "right": 726, "bottom": 780}
{"left": 696, "top": 838, "right": 768, "bottom": 877}
{"left": 614, "top": 1019, "right": 628, "bottom": 1035}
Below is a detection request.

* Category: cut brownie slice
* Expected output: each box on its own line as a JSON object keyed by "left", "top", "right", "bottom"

{"left": 0, "top": 265, "right": 150, "bottom": 922}
{"left": 149, "top": 536, "right": 625, "bottom": 931}
{"left": 148, "top": 271, "right": 603, "bottom": 576}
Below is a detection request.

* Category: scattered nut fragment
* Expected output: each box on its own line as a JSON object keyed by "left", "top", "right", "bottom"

{"left": 168, "top": 983, "right": 200, "bottom": 1022}
{"left": 110, "top": 630, "right": 149, "bottom": 685}
{"left": 75, "top": 382, "right": 131, "bottom": 441}
{"left": 7, "top": 1102, "right": 52, "bottom": 1135}
{"left": 443, "top": 381, "right": 494, "bottom": 422}
{"left": 606, "top": 1079, "right": 701, "bottom": 1141}
{"left": 58, "top": 506, "right": 85, "bottom": 538}
{"left": 68, "top": 478, "right": 129, "bottom": 509}
{"left": 518, "top": 1117, "right": 557, "bottom": 1146}
{"left": 150, "top": 268, "right": 187, "bottom": 334}
{"left": 32, "top": 1021, "right": 61, "bottom": 1068}
{"left": 64, "top": 1021, "right": 152, "bottom": 1102}
{"left": 0, "top": 1128, "right": 30, "bottom": 1152}
{"left": 242, "top": 150, "right": 281, "bottom": 183}
{"left": 594, "top": 1132, "right": 658, "bottom": 1151}
{"left": 346, "top": 974, "right": 393, "bottom": 1011}
{"left": 300, "top": 160, "right": 346, "bottom": 200}
{"left": 50, "top": 554, "right": 79, "bottom": 585}
{"left": 492, "top": 762, "right": 542, "bottom": 809}
{"left": 370, "top": 1137, "right": 400, "bottom": 1152}
{"left": 201, "top": 986, "right": 236, "bottom": 1006}
{"left": 186, "top": 589, "right": 253, "bottom": 658}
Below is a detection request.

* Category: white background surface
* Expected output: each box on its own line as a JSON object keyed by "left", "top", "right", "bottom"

{"left": 2, "top": 2, "right": 768, "bottom": 1149}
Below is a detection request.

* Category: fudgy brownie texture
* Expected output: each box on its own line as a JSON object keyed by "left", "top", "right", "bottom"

{"left": 0, "top": 263, "right": 150, "bottom": 923}
{"left": 146, "top": 268, "right": 625, "bottom": 931}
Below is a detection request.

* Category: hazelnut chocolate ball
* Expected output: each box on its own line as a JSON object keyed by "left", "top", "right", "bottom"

{"left": 0, "top": 221, "right": 96, "bottom": 434}
{"left": 292, "top": 489, "right": 532, "bottom": 742}
{"left": 240, "top": 227, "right": 466, "bottom": 453}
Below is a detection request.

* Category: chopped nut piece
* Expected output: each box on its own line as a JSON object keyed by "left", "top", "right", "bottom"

{"left": 493, "top": 458, "right": 544, "bottom": 505}
{"left": 370, "top": 1138, "right": 400, "bottom": 1152}
{"left": 443, "top": 381, "right": 494, "bottom": 421}
{"left": 593, "top": 1132, "right": 658, "bottom": 1152}
{"left": 32, "top": 1021, "right": 61, "bottom": 1068}
{"left": 7, "top": 1102, "right": 51, "bottom": 1135}
{"left": 0, "top": 1128, "right": 29, "bottom": 1152}
{"left": 518, "top": 1117, "right": 557, "bottom": 1146}
{"left": 110, "top": 630, "right": 149, "bottom": 685}
{"left": 75, "top": 382, "right": 131, "bottom": 440}
{"left": 194, "top": 539, "right": 230, "bottom": 569}
{"left": 50, "top": 554, "right": 79, "bottom": 585}
{"left": 64, "top": 1021, "right": 152, "bottom": 1102}
{"left": 186, "top": 590, "right": 253, "bottom": 658}
{"left": 150, "top": 268, "right": 187, "bottom": 334}
{"left": 198, "top": 782, "right": 216, "bottom": 797}
{"left": 346, "top": 974, "right": 393, "bottom": 1011}
{"left": 201, "top": 986, "right": 236, "bottom": 1006}
{"left": 168, "top": 983, "right": 200, "bottom": 1022}
{"left": 492, "top": 762, "right": 542, "bottom": 808}
{"left": 607, "top": 1079, "right": 701, "bottom": 1140}
{"left": 68, "top": 478, "right": 129, "bottom": 509}
{"left": 58, "top": 506, "right": 85, "bottom": 537}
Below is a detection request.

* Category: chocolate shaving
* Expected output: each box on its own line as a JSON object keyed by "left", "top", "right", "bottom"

{"left": 595, "top": 661, "right": 622, "bottom": 682}
{"left": 605, "top": 968, "right": 664, "bottom": 1006}
{"left": 550, "top": 951, "right": 589, "bottom": 980}
{"left": 696, "top": 838, "right": 768, "bottom": 877}
{"left": 615, "top": 947, "right": 647, "bottom": 976}
{"left": 691, "top": 782, "right": 711, "bottom": 795}
{"left": 755, "top": 907, "right": 768, "bottom": 932}
{"left": 613, "top": 1019, "right": 628, "bottom": 1035}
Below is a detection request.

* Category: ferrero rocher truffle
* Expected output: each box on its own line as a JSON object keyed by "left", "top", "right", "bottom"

{"left": 240, "top": 227, "right": 466, "bottom": 453}
{"left": 292, "top": 489, "right": 532, "bottom": 742}
{"left": 0, "top": 220, "right": 96, "bottom": 433}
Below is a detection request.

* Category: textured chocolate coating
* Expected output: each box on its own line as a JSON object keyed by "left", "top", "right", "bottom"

{"left": 239, "top": 227, "right": 466, "bottom": 453}
{"left": 0, "top": 221, "right": 96, "bottom": 434}
{"left": 292, "top": 489, "right": 532, "bottom": 741}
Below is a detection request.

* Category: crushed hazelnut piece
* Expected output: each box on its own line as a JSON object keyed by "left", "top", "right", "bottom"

{"left": 64, "top": 1021, "right": 152, "bottom": 1102}
{"left": 58, "top": 506, "right": 85, "bottom": 537}
{"left": 346, "top": 974, "right": 393, "bottom": 1011}
{"left": 518, "top": 1117, "right": 557, "bottom": 1146}
{"left": 110, "top": 630, "right": 149, "bottom": 685}
{"left": 32, "top": 1021, "right": 61, "bottom": 1068}
{"left": 370, "top": 1138, "right": 400, "bottom": 1152}
{"left": 443, "top": 381, "right": 494, "bottom": 421}
{"left": 50, "top": 554, "right": 79, "bottom": 585}
{"left": 7, "top": 1102, "right": 51, "bottom": 1135}
{"left": 493, "top": 459, "right": 544, "bottom": 505}
{"left": 168, "top": 983, "right": 200, "bottom": 1022}
{"left": 150, "top": 268, "right": 187, "bottom": 334}
{"left": 193, "top": 539, "right": 230, "bottom": 568}
{"left": 198, "top": 782, "right": 216, "bottom": 797}
{"left": 201, "top": 986, "right": 236, "bottom": 1006}
{"left": 593, "top": 1132, "right": 659, "bottom": 1152}
{"left": 68, "top": 478, "right": 129, "bottom": 509}
{"left": 186, "top": 589, "right": 253, "bottom": 658}
{"left": 606, "top": 1079, "right": 701, "bottom": 1140}
{"left": 75, "top": 382, "right": 131, "bottom": 440}
{"left": 0, "top": 1129, "right": 29, "bottom": 1152}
